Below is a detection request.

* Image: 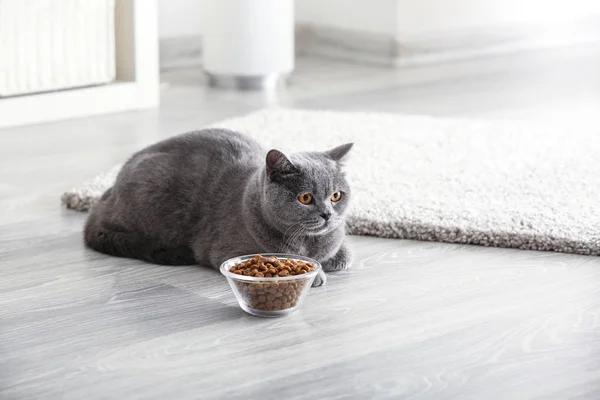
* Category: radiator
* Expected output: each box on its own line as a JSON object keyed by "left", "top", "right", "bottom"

{"left": 0, "top": 0, "right": 116, "bottom": 97}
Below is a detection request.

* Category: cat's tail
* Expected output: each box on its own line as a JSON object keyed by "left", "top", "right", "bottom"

{"left": 83, "top": 210, "right": 196, "bottom": 266}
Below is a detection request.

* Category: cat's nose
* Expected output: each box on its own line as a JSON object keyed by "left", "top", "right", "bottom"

{"left": 320, "top": 212, "right": 331, "bottom": 221}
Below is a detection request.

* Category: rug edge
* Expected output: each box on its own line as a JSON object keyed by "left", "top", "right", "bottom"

{"left": 347, "top": 217, "right": 599, "bottom": 256}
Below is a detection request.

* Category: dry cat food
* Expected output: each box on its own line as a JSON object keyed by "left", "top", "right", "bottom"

{"left": 230, "top": 255, "right": 316, "bottom": 311}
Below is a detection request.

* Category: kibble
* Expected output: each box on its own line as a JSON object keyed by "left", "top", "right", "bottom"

{"left": 230, "top": 255, "right": 316, "bottom": 312}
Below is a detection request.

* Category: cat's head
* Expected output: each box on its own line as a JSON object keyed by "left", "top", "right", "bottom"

{"left": 264, "top": 143, "right": 353, "bottom": 235}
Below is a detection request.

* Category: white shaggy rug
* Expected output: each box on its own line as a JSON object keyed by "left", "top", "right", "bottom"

{"left": 62, "top": 108, "right": 600, "bottom": 256}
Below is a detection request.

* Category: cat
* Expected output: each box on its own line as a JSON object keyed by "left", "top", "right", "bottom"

{"left": 83, "top": 128, "right": 353, "bottom": 287}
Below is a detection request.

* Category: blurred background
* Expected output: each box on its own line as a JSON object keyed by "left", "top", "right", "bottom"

{"left": 1, "top": 0, "right": 600, "bottom": 129}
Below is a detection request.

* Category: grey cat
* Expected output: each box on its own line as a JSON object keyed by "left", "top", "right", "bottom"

{"left": 84, "top": 128, "right": 353, "bottom": 286}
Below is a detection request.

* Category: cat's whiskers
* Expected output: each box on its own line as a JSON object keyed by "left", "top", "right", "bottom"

{"left": 281, "top": 221, "right": 305, "bottom": 252}
{"left": 283, "top": 220, "right": 318, "bottom": 253}
{"left": 288, "top": 224, "right": 308, "bottom": 252}
{"left": 282, "top": 221, "right": 302, "bottom": 242}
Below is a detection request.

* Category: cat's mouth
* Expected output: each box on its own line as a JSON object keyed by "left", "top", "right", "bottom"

{"left": 303, "top": 219, "right": 336, "bottom": 235}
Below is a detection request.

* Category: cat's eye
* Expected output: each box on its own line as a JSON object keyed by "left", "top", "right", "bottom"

{"left": 331, "top": 191, "right": 343, "bottom": 202}
{"left": 298, "top": 193, "right": 313, "bottom": 205}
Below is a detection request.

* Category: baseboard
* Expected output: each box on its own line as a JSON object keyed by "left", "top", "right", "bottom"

{"left": 159, "top": 35, "right": 203, "bottom": 71}
{"left": 159, "top": 17, "right": 600, "bottom": 71}
{"left": 393, "top": 17, "right": 600, "bottom": 67}
{"left": 295, "top": 25, "right": 397, "bottom": 67}
{"left": 297, "top": 17, "right": 600, "bottom": 67}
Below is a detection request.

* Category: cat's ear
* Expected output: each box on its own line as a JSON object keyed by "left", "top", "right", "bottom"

{"left": 266, "top": 149, "right": 295, "bottom": 178}
{"left": 326, "top": 143, "right": 354, "bottom": 163}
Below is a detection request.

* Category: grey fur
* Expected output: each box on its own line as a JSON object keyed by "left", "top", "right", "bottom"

{"left": 83, "top": 128, "right": 353, "bottom": 286}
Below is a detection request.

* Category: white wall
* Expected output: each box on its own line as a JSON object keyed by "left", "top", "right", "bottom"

{"left": 158, "top": 0, "right": 204, "bottom": 38}
{"left": 159, "top": 0, "right": 600, "bottom": 40}
{"left": 395, "top": 0, "right": 600, "bottom": 37}
{"left": 295, "top": 0, "right": 398, "bottom": 36}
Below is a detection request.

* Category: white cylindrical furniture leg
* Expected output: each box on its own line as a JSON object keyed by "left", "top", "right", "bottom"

{"left": 202, "top": 0, "right": 294, "bottom": 90}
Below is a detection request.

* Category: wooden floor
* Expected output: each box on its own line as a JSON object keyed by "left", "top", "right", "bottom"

{"left": 2, "top": 45, "right": 600, "bottom": 400}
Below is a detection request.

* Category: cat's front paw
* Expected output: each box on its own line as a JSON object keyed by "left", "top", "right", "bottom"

{"left": 323, "top": 245, "right": 352, "bottom": 272}
{"left": 311, "top": 269, "right": 327, "bottom": 287}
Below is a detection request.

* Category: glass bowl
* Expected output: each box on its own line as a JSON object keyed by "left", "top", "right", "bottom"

{"left": 220, "top": 253, "right": 322, "bottom": 317}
